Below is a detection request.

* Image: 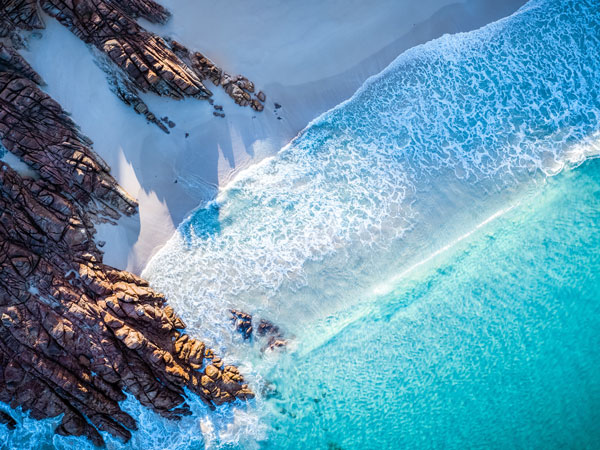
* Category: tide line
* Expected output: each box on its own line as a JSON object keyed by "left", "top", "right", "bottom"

{"left": 370, "top": 203, "right": 518, "bottom": 298}
{"left": 298, "top": 202, "right": 519, "bottom": 357}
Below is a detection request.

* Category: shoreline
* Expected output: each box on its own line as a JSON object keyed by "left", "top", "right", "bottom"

{"left": 3, "top": 0, "right": 598, "bottom": 448}
{"left": 23, "top": 0, "right": 526, "bottom": 274}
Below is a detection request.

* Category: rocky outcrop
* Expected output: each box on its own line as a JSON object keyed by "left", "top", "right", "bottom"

{"left": 0, "top": 0, "right": 44, "bottom": 44}
{"left": 0, "top": 39, "right": 253, "bottom": 446}
{"left": 108, "top": 0, "right": 170, "bottom": 24}
{"left": 0, "top": 0, "right": 265, "bottom": 130}
{"left": 257, "top": 319, "right": 287, "bottom": 351}
{"left": 170, "top": 40, "right": 265, "bottom": 111}
{"left": 230, "top": 309, "right": 253, "bottom": 340}
{"left": 0, "top": 409, "right": 16, "bottom": 429}
{"left": 41, "top": 0, "right": 211, "bottom": 100}
{"left": 0, "top": 42, "right": 44, "bottom": 84}
{"left": 0, "top": 46, "right": 136, "bottom": 219}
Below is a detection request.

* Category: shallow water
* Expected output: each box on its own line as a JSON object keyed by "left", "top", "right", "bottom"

{"left": 2, "top": 0, "right": 600, "bottom": 448}
{"left": 260, "top": 159, "right": 600, "bottom": 449}
{"left": 145, "top": 0, "right": 600, "bottom": 352}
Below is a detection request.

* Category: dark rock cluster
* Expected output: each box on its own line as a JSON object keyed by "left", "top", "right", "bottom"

{"left": 230, "top": 309, "right": 253, "bottom": 340}
{"left": 0, "top": 0, "right": 45, "bottom": 44}
{"left": 256, "top": 319, "right": 287, "bottom": 350}
{"left": 230, "top": 309, "right": 287, "bottom": 351}
{"left": 0, "top": 20, "right": 253, "bottom": 448}
{"left": 0, "top": 44, "right": 136, "bottom": 219}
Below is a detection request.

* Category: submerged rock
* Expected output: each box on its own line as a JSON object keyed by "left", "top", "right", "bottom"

{"left": 257, "top": 319, "right": 288, "bottom": 351}
{"left": 230, "top": 309, "right": 253, "bottom": 340}
{"left": 229, "top": 310, "right": 288, "bottom": 351}
{"left": 0, "top": 410, "right": 16, "bottom": 430}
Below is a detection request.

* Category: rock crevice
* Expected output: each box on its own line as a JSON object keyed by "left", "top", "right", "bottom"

{"left": 0, "top": 26, "right": 253, "bottom": 447}
{"left": 2, "top": 0, "right": 265, "bottom": 130}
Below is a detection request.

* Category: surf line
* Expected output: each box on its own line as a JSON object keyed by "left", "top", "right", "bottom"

{"left": 370, "top": 203, "right": 519, "bottom": 298}
{"left": 297, "top": 201, "right": 521, "bottom": 357}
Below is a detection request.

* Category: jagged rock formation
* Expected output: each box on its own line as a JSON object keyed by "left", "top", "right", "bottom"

{"left": 0, "top": 38, "right": 253, "bottom": 446}
{"left": 42, "top": 0, "right": 210, "bottom": 100}
{"left": 230, "top": 309, "right": 253, "bottom": 340}
{"left": 257, "top": 319, "right": 287, "bottom": 350}
{"left": 1, "top": 0, "right": 265, "bottom": 131}
{"left": 0, "top": 41, "right": 43, "bottom": 83}
{"left": 0, "top": 42, "right": 136, "bottom": 219}
{"left": 106, "top": 0, "right": 170, "bottom": 23}
{"left": 0, "top": 0, "right": 44, "bottom": 44}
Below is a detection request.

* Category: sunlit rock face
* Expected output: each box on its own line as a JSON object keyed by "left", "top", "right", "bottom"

{"left": 42, "top": 0, "right": 212, "bottom": 99}
{"left": 0, "top": 11, "right": 253, "bottom": 447}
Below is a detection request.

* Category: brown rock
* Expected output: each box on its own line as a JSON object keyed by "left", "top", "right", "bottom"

{"left": 0, "top": 42, "right": 253, "bottom": 446}
{"left": 170, "top": 40, "right": 266, "bottom": 114}
{"left": 230, "top": 309, "right": 253, "bottom": 340}
{"left": 204, "top": 364, "right": 220, "bottom": 380}
{"left": 0, "top": 0, "right": 44, "bottom": 41}
{"left": 2, "top": 0, "right": 265, "bottom": 133}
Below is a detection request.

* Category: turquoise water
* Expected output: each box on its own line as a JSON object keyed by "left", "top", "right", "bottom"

{"left": 142, "top": 0, "right": 600, "bottom": 448}
{"left": 3, "top": 0, "right": 600, "bottom": 448}
{"left": 145, "top": 0, "right": 600, "bottom": 351}
{"left": 262, "top": 159, "right": 600, "bottom": 449}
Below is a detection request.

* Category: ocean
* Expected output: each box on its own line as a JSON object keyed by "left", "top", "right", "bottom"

{"left": 259, "top": 158, "right": 600, "bottom": 449}
{"left": 2, "top": 0, "right": 599, "bottom": 448}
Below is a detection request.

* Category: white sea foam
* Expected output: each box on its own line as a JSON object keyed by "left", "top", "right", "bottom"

{"left": 145, "top": 0, "right": 600, "bottom": 341}
{"left": 4, "top": 0, "right": 600, "bottom": 448}
{"left": 142, "top": 1, "right": 600, "bottom": 445}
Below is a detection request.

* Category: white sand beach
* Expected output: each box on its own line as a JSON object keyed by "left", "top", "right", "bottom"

{"left": 22, "top": 0, "right": 526, "bottom": 274}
